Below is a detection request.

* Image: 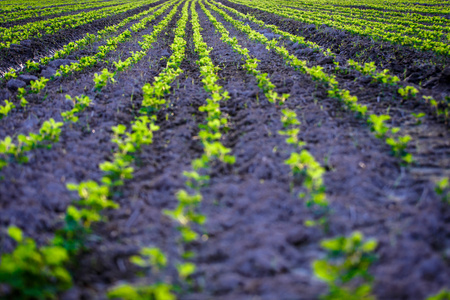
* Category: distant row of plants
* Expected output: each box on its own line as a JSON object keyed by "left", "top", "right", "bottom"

{"left": 213, "top": 0, "right": 449, "bottom": 123}
{"left": 0, "top": 0, "right": 124, "bottom": 24}
{"left": 0, "top": 0, "right": 178, "bottom": 131}
{"left": 0, "top": 0, "right": 154, "bottom": 49}
{"left": 227, "top": 0, "right": 450, "bottom": 55}
{"left": 2, "top": 1, "right": 164, "bottom": 81}
{"left": 206, "top": 0, "right": 414, "bottom": 164}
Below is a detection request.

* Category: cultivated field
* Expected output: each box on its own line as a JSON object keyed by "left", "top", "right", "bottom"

{"left": 0, "top": 0, "right": 449, "bottom": 299}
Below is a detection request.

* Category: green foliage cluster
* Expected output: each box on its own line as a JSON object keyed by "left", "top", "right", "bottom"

{"left": 313, "top": 232, "right": 378, "bottom": 300}
{"left": 0, "top": 119, "right": 63, "bottom": 169}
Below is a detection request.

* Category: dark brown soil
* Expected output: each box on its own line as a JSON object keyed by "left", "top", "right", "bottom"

{"left": 0, "top": 1, "right": 449, "bottom": 300}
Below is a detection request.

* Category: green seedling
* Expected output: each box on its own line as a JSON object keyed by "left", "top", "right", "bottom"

{"left": 25, "top": 60, "right": 40, "bottom": 72}
{"left": 30, "top": 77, "right": 49, "bottom": 94}
{"left": 66, "top": 180, "right": 118, "bottom": 224}
{"left": 183, "top": 170, "right": 210, "bottom": 190}
{"left": 280, "top": 109, "right": 300, "bottom": 128}
{"left": 113, "top": 59, "right": 130, "bottom": 72}
{"left": 0, "top": 226, "right": 72, "bottom": 299}
{"left": 0, "top": 118, "right": 62, "bottom": 167}
{"left": 93, "top": 68, "right": 116, "bottom": 91}
{"left": 0, "top": 136, "right": 27, "bottom": 163}
{"left": 373, "top": 69, "right": 400, "bottom": 85}
{"left": 61, "top": 94, "right": 92, "bottom": 122}
{"left": 130, "top": 247, "right": 167, "bottom": 272}
{"left": 17, "top": 87, "right": 28, "bottom": 107}
{"left": 0, "top": 100, "right": 15, "bottom": 120}
{"left": 285, "top": 150, "right": 328, "bottom": 207}
{"left": 435, "top": 178, "right": 449, "bottom": 203}
{"left": 164, "top": 189, "right": 205, "bottom": 243}
{"left": 313, "top": 231, "right": 377, "bottom": 300}
{"left": 386, "top": 127, "right": 413, "bottom": 163}
{"left": 278, "top": 109, "right": 306, "bottom": 147}
{"left": 100, "top": 157, "right": 134, "bottom": 187}
{"left": 53, "top": 205, "right": 91, "bottom": 255}
{"left": 203, "top": 141, "right": 235, "bottom": 164}
{"left": 367, "top": 114, "right": 390, "bottom": 138}
{"left": 38, "top": 118, "right": 63, "bottom": 145}
{"left": 108, "top": 283, "right": 175, "bottom": 300}
{"left": 398, "top": 86, "right": 418, "bottom": 100}
{"left": 55, "top": 179, "right": 118, "bottom": 254}
{"left": 4, "top": 69, "right": 17, "bottom": 80}
{"left": 333, "top": 61, "right": 340, "bottom": 73}
{"left": 177, "top": 262, "right": 196, "bottom": 280}
{"left": 411, "top": 112, "right": 425, "bottom": 125}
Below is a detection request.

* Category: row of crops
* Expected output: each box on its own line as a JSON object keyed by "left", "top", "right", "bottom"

{"left": 229, "top": 0, "right": 450, "bottom": 55}
{"left": 0, "top": 0, "right": 136, "bottom": 24}
{"left": 0, "top": 0, "right": 449, "bottom": 299}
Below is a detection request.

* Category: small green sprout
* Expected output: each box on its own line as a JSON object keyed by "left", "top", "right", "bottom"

{"left": 4, "top": 69, "right": 17, "bottom": 80}
{"left": 0, "top": 100, "right": 15, "bottom": 120}
{"left": 38, "top": 118, "right": 64, "bottom": 145}
{"left": 435, "top": 178, "right": 449, "bottom": 204}
{"left": 0, "top": 136, "right": 27, "bottom": 163}
{"left": 130, "top": 247, "right": 167, "bottom": 272}
{"left": 108, "top": 283, "right": 175, "bottom": 300}
{"left": 278, "top": 109, "right": 305, "bottom": 147}
{"left": 25, "top": 60, "right": 40, "bottom": 72}
{"left": 411, "top": 112, "right": 425, "bottom": 125}
{"left": 61, "top": 95, "right": 92, "bottom": 122}
{"left": 100, "top": 157, "right": 134, "bottom": 187}
{"left": 280, "top": 109, "right": 300, "bottom": 128}
{"left": 177, "top": 262, "right": 196, "bottom": 280}
{"left": 367, "top": 114, "right": 390, "bottom": 139}
{"left": 30, "top": 77, "right": 49, "bottom": 94}
{"left": 17, "top": 87, "right": 28, "bottom": 107}
{"left": 93, "top": 68, "right": 116, "bottom": 91}
{"left": 398, "top": 86, "right": 418, "bottom": 100}
{"left": 0, "top": 226, "right": 72, "bottom": 299}
{"left": 313, "top": 231, "right": 377, "bottom": 300}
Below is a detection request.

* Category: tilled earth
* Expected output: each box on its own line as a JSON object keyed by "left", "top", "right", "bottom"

{"left": 0, "top": 1, "right": 449, "bottom": 300}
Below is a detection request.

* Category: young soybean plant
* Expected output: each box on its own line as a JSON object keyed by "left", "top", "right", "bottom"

{"left": 398, "top": 86, "right": 419, "bottom": 101}
{"left": 0, "top": 226, "right": 72, "bottom": 299}
{"left": 0, "top": 100, "right": 15, "bottom": 120}
{"left": 30, "top": 77, "right": 50, "bottom": 94}
{"left": 108, "top": 283, "right": 175, "bottom": 300}
{"left": 435, "top": 178, "right": 450, "bottom": 204}
{"left": 93, "top": 68, "right": 116, "bottom": 91}
{"left": 61, "top": 95, "right": 92, "bottom": 123}
{"left": 313, "top": 231, "right": 378, "bottom": 300}
{"left": 278, "top": 109, "right": 329, "bottom": 230}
